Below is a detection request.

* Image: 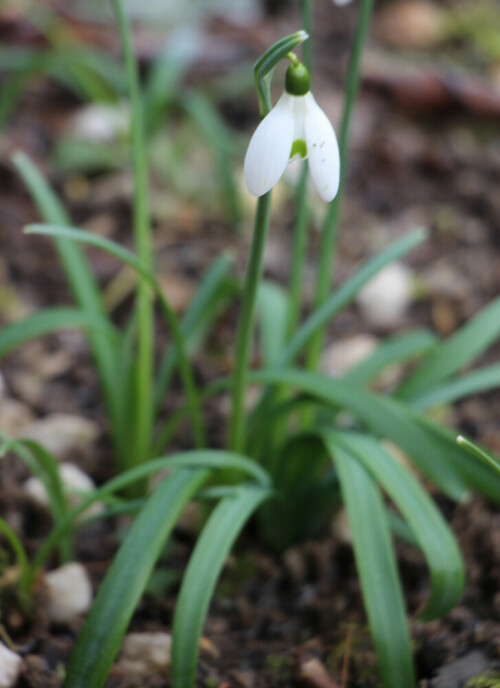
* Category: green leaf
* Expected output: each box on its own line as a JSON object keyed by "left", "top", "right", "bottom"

{"left": 154, "top": 252, "right": 234, "bottom": 414}
{"left": 0, "top": 307, "right": 117, "bottom": 360}
{"left": 184, "top": 91, "right": 242, "bottom": 228}
{"left": 257, "top": 281, "right": 290, "bottom": 367}
{"left": 25, "top": 222, "right": 206, "bottom": 448}
{"left": 327, "top": 439, "right": 415, "bottom": 688}
{"left": 279, "top": 228, "right": 427, "bottom": 367}
{"left": 62, "top": 469, "right": 209, "bottom": 688}
{"left": 397, "top": 295, "right": 500, "bottom": 400}
{"left": 457, "top": 435, "right": 500, "bottom": 477}
{"left": 247, "top": 368, "right": 468, "bottom": 500}
{"left": 33, "top": 449, "right": 270, "bottom": 575}
{"left": 171, "top": 485, "right": 270, "bottom": 688}
{"left": 344, "top": 329, "right": 437, "bottom": 387}
{"left": 257, "top": 433, "right": 337, "bottom": 550}
{"left": 412, "top": 416, "right": 500, "bottom": 502}
{"left": 0, "top": 432, "right": 72, "bottom": 563}
{"left": 325, "top": 431, "right": 465, "bottom": 620}
{"left": 12, "top": 153, "right": 120, "bottom": 441}
{"left": 410, "top": 363, "right": 500, "bottom": 411}
{"left": 0, "top": 517, "right": 31, "bottom": 605}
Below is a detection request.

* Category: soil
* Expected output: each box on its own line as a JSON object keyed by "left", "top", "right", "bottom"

{"left": 1, "top": 1, "right": 500, "bottom": 687}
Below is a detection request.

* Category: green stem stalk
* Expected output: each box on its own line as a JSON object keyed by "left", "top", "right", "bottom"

{"left": 287, "top": 0, "right": 313, "bottom": 337}
{"left": 112, "top": 0, "right": 154, "bottom": 467}
{"left": 307, "top": 0, "right": 374, "bottom": 370}
{"left": 287, "top": 164, "right": 310, "bottom": 336}
{"left": 229, "top": 193, "right": 272, "bottom": 452}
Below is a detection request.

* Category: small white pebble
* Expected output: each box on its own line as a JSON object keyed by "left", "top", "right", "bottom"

{"left": 23, "top": 462, "right": 103, "bottom": 518}
{"left": 0, "top": 642, "right": 22, "bottom": 688}
{"left": 44, "top": 562, "right": 93, "bottom": 624}
{"left": 120, "top": 632, "right": 172, "bottom": 674}
{"left": 357, "top": 262, "right": 414, "bottom": 328}
{"left": 22, "top": 413, "right": 99, "bottom": 460}
{"left": 69, "top": 103, "right": 129, "bottom": 144}
{"left": 321, "top": 334, "right": 379, "bottom": 377}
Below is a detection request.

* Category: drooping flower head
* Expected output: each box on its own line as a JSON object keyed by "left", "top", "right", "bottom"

{"left": 244, "top": 60, "right": 340, "bottom": 202}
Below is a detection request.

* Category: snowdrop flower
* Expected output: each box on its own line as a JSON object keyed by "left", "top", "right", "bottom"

{"left": 244, "top": 62, "right": 340, "bottom": 202}
{"left": 332, "top": 0, "right": 354, "bottom": 5}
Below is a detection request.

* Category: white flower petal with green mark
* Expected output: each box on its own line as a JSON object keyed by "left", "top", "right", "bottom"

{"left": 304, "top": 92, "right": 340, "bottom": 202}
{"left": 244, "top": 92, "right": 295, "bottom": 197}
{"left": 244, "top": 87, "right": 340, "bottom": 202}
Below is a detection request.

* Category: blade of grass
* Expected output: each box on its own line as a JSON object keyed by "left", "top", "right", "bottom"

{"left": 343, "top": 329, "right": 437, "bottom": 387}
{"left": 12, "top": 152, "right": 120, "bottom": 454}
{"left": 410, "top": 363, "right": 500, "bottom": 411}
{"left": 0, "top": 307, "right": 117, "bottom": 359}
{"left": 329, "top": 439, "right": 415, "bottom": 688}
{"left": 397, "top": 295, "right": 500, "bottom": 400}
{"left": 32, "top": 449, "right": 270, "bottom": 575}
{"left": 0, "top": 517, "right": 31, "bottom": 607}
{"left": 257, "top": 281, "right": 289, "bottom": 367}
{"left": 280, "top": 228, "right": 427, "bottom": 366}
{"left": 247, "top": 367, "right": 468, "bottom": 500}
{"left": 0, "top": 432, "right": 72, "bottom": 564}
{"left": 457, "top": 435, "right": 500, "bottom": 476}
{"left": 61, "top": 469, "right": 209, "bottom": 688}
{"left": 171, "top": 485, "right": 270, "bottom": 688}
{"left": 111, "top": 0, "right": 154, "bottom": 468}
{"left": 25, "top": 223, "right": 205, "bottom": 447}
{"left": 154, "top": 252, "right": 234, "bottom": 413}
{"left": 325, "top": 431, "right": 465, "bottom": 620}
{"left": 184, "top": 91, "right": 242, "bottom": 228}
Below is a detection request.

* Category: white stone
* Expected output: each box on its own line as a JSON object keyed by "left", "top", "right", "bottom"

{"left": 321, "top": 334, "right": 379, "bottom": 377}
{"left": 0, "top": 642, "right": 22, "bottom": 688}
{"left": 24, "top": 463, "right": 103, "bottom": 518}
{"left": 69, "top": 103, "right": 130, "bottom": 144}
{"left": 22, "top": 414, "right": 99, "bottom": 460}
{"left": 357, "top": 262, "right": 414, "bottom": 328}
{"left": 120, "top": 632, "right": 172, "bottom": 674}
{"left": 44, "top": 562, "right": 92, "bottom": 624}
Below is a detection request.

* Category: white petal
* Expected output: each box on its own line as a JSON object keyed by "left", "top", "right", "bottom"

{"left": 333, "top": 0, "right": 354, "bottom": 5}
{"left": 304, "top": 93, "right": 340, "bottom": 202}
{"left": 244, "top": 92, "right": 295, "bottom": 197}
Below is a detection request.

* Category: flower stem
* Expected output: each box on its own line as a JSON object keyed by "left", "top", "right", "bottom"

{"left": 307, "top": 0, "right": 374, "bottom": 371}
{"left": 287, "top": 0, "right": 313, "bottom": 337}
{"left": 287, "top": 164, "right": 309, "bottom": 336}
{"left": 229, "top": 193, "right": 272, "bottom": 452}
{"left": 112, "top": 0, "right": 154, "bottom": 467}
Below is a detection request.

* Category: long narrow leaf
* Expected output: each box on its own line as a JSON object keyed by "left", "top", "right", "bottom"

{"left": 33, "top": 450, "right": 270, "bottom": 574}
{"left": 411, "top": 363, "right": 500, "bottom": 411}
{"left": 154, "top": 252, "right": 234, "bottom": 413}
{"left": 25, "top": 223, "right": 206, "bottom": 447}
{"left": 257, "top": 281, "right": 290, "bottom": 367}
{"left": 412, "top": 415, "right": 500, "bottom": 502}
{"left": 329, "top": 441, "right": 415, "bottom": 688}
{"left": 279, "top": 228, "right": 427, "bottom": 366}
{"left": 171, "top": 485, "right": 270, "bottom": 688}
{"left": 62, "top": 469, "right": 209, "bottom": 688}
{"left": 0, "top": 432, "right": 71, "bottom": 563}
{"left": 344, "top": 329, "right": 437, "bottom": 387}
{"left": 0, "top": 307, "right": 117, "bottom": 359}
{"left": 457, "top": 435, "right": 500, "bottom": 476}
{"left": 325, "top": 431, "right": 465, "bottom": 620}
{"left": 0, "top": 517, "right": 31, "bottom": 603}
{"left": 13, "top": 153, "right": 120, "bottom": 435}
{"left": 184, "top": 91, "right": 242, "bottom": 228}
{"left": 397, "top": 295, "right": 500, "bottom": 400}
{"left": 247, "top": 368, "right": 468, "bottom": 500}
